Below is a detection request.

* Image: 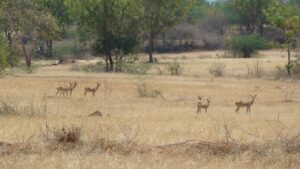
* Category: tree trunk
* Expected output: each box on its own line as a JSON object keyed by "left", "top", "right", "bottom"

{"left": 148, "top": 33, "right": 154, "bottom": 63}
{"left": 47, "top": 40, "right": 53, "bottom": 58}
{"left": 258, "top": 23, "right": 264, "bottom": 36}
{"left": 105, "top": 55, "right": 109, "bottom": 72}
{"left": 108, "top": 52, "right": 114, "bottom": 71}
{"left": 287, "top": 47, "right": 292, "bottom": 78}
{"left": 5, "top": 31, "right": 14, "bottom": 67}
{"left": 5, "top": 31, "right": 13, "bottom": 47}
{"left": 22, "top": 44, "right": 31, "bottom": 67}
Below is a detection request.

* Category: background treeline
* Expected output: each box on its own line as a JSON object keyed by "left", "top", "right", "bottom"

{"left": 1, "top": 0, "right": 300, "bottom": 75}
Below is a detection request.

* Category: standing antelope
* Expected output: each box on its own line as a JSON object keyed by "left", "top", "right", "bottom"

{"left": 56, "top": 83, "right": 72, "bottom": 97}
{"left": 69, "top": 82, "right": 78, "bottom": 97}
{"left": 197, "top": 97, "right": 211, "bottom": 113}
{"left": 84, "top": 83, "right": 101, "bottom": 97}
{"left": 235, "top": 95, "right": 257, "bottom": 114}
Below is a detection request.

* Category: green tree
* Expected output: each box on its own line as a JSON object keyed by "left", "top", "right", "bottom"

{"left": 187, "top": 0, "right": 208, "bottom": 22}
{"left": 66, "top": 0, "right": 142, "bottom": 71}
{"left": 142, "top": 0, "right": 193, "bottom": 63}
{"left": 229, "top": 34, "right": 266, "bottom": 58}
{"left": 224, "top": 0, "right": 272, "bottom": 35}
{"left": 0, "top": 0, "right": 60, "bottom": 67}
{"left": 265, "top": 1, "right": 300, "bottom": 77}
{"left": 37, "top": 0, "right": 70, "bottom": 57}
{"left": 0, "top": 35, "right": 9, "bottom": 72}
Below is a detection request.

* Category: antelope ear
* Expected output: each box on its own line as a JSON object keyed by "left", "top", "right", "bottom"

{"left": 198, "top": 96, "right": 202, "bottom": 100}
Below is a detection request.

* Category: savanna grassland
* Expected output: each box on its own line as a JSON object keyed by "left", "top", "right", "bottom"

{"left": 0, "top": 50, "right": 300, "bottom": 169}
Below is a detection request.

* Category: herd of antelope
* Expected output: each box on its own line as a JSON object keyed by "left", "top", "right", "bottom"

{"left": 56, "top": 81, "right": 257, "bottom": 114}
{"left": 197, "top": 95, "right": 257, "bottom": 114}
{"left": 56, "top": 82, "right": 101, "bottom": 97}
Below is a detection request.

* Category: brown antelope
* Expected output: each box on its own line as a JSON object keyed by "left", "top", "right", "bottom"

{"left": 56, "top": 83, "right": 72, "bottom": 97}
{"left": 84, "top": 83, "right": 101, "bottom": 97}
{"left": 235, "top": 95, "right": 257, "bottom": 114}
{"left": 197, "top": 97, "right": 211, "bottom": 113}
{"left": 69, "top": 82, "right": 78, "bottom": 97}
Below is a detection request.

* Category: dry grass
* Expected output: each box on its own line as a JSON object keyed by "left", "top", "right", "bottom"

{"left": 0, "top": 50, "right": 299, "bottom": 169}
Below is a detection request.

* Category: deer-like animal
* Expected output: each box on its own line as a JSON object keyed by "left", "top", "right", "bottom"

{"left": 197, "top": 97, "right": 211, "bottom": 113}
{"left": 84, "top": 83, "right": 101, "bottom": 97}
{"left": 56, "top": 83, "right": 72, "bottom": 97}
{"left": 235, "top": 95, "right": 257, "bottom": 114}
{"left": 69, "top": 82, "right": 78, "bottom": 97}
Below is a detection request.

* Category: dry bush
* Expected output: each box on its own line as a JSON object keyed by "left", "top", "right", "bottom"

{"left": 0, "top": 98, "right": 48, "bottom": 117}
{"left": 155, "top": 66, "right": 164, "bottom": 75}
{"left": 40, "top": 124, "right": 82, "bottom": 150}
{"left": 274, "top": 65, "right": 288, "bottom": 79}
{"left": 244, "top": 60, "right": 264, "bottom": 78}
{"left": 103, "top": 79, "right": 113, "bottom": 99}
{"left": 89, "top": 122, "right": 144, "bottom": 155}
{"left": 136, "top": 78, "right": 165, "bottom": 100}
{"left": 280, "top": 133, "right": 300, "bottom": 153}
{"left": 167, "top": 61, "right": 184, "bottom": 75}
{"left": 156, "top": 140, "right": 251, "bottom": 157}
{"left": 279, "top": 85, "right": 297, "bottom": 102}
{"left": 0, "top": 100, "right": 18, "bottom": 116}
{"left": 208, "top": 63, "right": 226, "bottom": 77}
{"left": 23, "top": 100, "right": 48, "bottom": 117}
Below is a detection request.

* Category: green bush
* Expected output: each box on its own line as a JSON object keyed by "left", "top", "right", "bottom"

{"left": 121, "top": 62, "right": 152, "bottom": 74}
{"left": 53, "top": 41, "right": 84, "bottom": 59}
{"left": 116, "top": 55, "right": 152, "bottom": 74}
{"left": 229, "top": 34, "right": 267, "bottom": 58}
{"left": 71, "top": 62, "right": 105, "bottom": 73}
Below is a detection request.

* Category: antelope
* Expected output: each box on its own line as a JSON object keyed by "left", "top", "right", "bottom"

{"left": 84, "top": 83, "right": 101, "bottom": 97}
{"left": 197, "top": 97, "right": 211, "bottom": 113}
{"left": 235, "top": 95, "right": 257, "bottom": 114}
{"left": 69, "top": 82, "right": 78, "bottom": 97}
{"left": 56, "top": 83, "right": 72, "bottom": 97}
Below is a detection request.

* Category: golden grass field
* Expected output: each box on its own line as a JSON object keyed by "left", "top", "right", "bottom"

{"left": 0, "top": 50, "right": 299, "bottom": 169}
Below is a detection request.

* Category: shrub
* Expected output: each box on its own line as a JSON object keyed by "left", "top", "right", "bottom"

{"left": 41, "top": 124, "right": 82, "bottom": 150}
{"left": 167, "top": 61, "right": 184, "bottom": 75}
{"left": 71, "top": 62, "right": 105, "bottom": 73}
{"left": 116, "top": 55, "right": 152, "bottom": 74}
{"left": 53, "top": 41, "right": 85, "bottom": 59}
{"left": 121, "top": 62, "right": 152, "bottom": 74}
{"left": 208, "top": 63, "right": 226, "bottom": 77}
{"left": 10, "top": 63, "right": 40, "bottom": 74}
{"left": 0, "top": 100, "right": 18, "bottom": 116}
{"left": 228, "top": 34, "right": 267, "bottom": 58}
{"left": 291, "top": 56, "right": 300, "bottom": 76}
{"left": 136, "top": 79, "right": 164, "bottom": 99}
{"left": 274, "top": 65, "right": 288, "bottom": 79}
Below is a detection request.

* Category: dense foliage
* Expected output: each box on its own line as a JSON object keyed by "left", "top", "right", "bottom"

{"left": 230, "top": 34, "right": 267, "bottom": 58}
{"left": 0, "top": 35, "right": 9, "bottom": 72}
{"left": 0, "top": 0, "right": 300, "bottom": 76}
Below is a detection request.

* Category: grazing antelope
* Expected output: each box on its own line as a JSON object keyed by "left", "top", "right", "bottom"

{"left": 235, "top": 95, "right": 257, "bottom": 114}
{"left": 84, "top": 83, "right": 101, "bottom": 97}
{"left": 197, "top": 97, "right": 211, "bottom": 113}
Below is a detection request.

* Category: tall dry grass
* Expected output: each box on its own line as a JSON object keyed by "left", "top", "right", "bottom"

{"left": 0, "top": 50, "right": 299, "bottom": 169}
